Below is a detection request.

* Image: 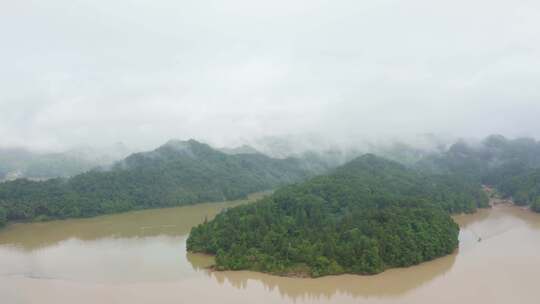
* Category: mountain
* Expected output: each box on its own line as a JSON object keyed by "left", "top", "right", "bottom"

{"left": 0, "top": 139, "right": 324, "bottom": 224}
{"left": 0, "top": 144, "right": 129, "bottom": 182}
{"left": 417, "top": 134, "right": 540, "bottom": 211}
{"left": 187, "top": 154, "right": 487, "bottom": 277}
{"left": 0, "top": 148, "right": 95, "bottom": 181}
{"left": 219, "top": 145, "right": 261, "bottom": 155}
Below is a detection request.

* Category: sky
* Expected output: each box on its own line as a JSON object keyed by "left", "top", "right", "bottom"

{"left": 1, "top": 0, "right": 539, "bottom": 151}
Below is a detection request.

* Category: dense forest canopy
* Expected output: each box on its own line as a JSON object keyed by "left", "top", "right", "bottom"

{"left": 187, "top": 154, "right": 488, "bottom": 277}
{"left": 417, "top": 135, "right": 540, "bottom": 211}
{"left": 0, "top": 140, "right": 324, "bottom": 223}
{"left": 0, "top": 206, "right": 6, "bottom": 227}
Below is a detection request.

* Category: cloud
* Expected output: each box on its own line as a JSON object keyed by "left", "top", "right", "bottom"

{"left": 1, "top": 0, "right": 539, "bottom": 151}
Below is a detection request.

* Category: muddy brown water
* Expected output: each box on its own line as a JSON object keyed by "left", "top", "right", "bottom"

{"left": 1, "top": 195, "right": 539, "bottom": 304}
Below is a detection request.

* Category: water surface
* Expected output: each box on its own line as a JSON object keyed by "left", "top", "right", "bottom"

{"left": 1, "top": 198, "right": 539, "bottom": 304}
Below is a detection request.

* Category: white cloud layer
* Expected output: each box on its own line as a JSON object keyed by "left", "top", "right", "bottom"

{"left": 1, "top": 0, "right": 539, "bottom": 150}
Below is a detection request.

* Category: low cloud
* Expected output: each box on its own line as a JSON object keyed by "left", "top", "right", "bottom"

{"left": 1, "top": 0, "right": 539, "bottom": 151}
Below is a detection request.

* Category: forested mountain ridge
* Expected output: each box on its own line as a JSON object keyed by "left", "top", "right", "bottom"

{"left": 0, "top": 139, "right": 324, "bottom": 225}
{"left": 187, "top": 154, "right": 488, "bottom": 277}
{"left": 417, "top": 135, "right": 540, "bottom": 211}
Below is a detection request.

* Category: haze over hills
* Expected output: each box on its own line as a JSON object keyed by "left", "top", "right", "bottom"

{"left": 228, "top": 133, "right": 453, "bottom": 161}
{"left": 417, "top": 134, "right": 540, "bottom": 211}
{"left": 0, "top": 133, "right": 449, "bottom": 183}
{"left": 0, "top": 143, "right": 130, "bottom": 182}
{"left": 216, "top": 133, "right": 455, "bottom": 175}
{"left": 1, "top": 133, "right": 540, "bottom": 230}
{"left": 219, "top": 145, "right": 262, "bottom": 156}
{"left": 0, "top": 139, "right": 328, "bottom": 226}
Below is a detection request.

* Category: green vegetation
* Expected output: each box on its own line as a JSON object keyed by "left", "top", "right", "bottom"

{"left": 485, "top": 166, "right": 540, "bottom": 207}
{"left": 418, "top": 135, "right": 540, "bottom": 212}
{"left": 188, "top": 154, "right": 487, "bottom": 277}
{"left": 0, "top": 140, "right": 321, "bottom": 224}
{"left": 532, "top": 197, "right": 540, "bottom": 213}
{"left": 0, "top": 206, "right": 6, "bottom": 227}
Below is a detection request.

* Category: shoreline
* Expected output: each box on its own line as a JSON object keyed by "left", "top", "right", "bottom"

{"left": 192, "top": 247, "right": 461, "bottom": 280}
{"left": 0, "top": 191, "right": 270, "bottom": 231}
{"left": 191, "top": 186, "right": 530, "bottom": 279}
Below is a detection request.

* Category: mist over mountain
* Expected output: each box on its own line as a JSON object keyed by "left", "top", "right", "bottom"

{"left": 0, "top": 143, "right": 130, "bottom": 182}
{"left": 0, "top": 132, "right": 515, "bottom": 183}
{"left": 219, "top": 145, "right": 261, "bottom": 156}
{"left": 415, "top": 134, "right": 540, "bottom": 210}
{"left": 0, "top": 139, "right": 329, "bottom": 223}
{"left": 226, "top": 133, "right": 453, "bottom": 159}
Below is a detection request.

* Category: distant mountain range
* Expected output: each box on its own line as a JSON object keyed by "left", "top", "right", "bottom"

{"left": 0, "top": 139, "right": 329, "bottom": 224}
{"left": 0, "top": 134, "right": 449, "bottom": 182}
{"left": 219, "top": 145, "right": 261, "bottom": 155}
{"left": 0, "top": 143, "right": 130, "bottom": 182}
{"left": 2, "top": 134, "right": 540, "bottom": 230}
{"left": 416, "top": 134, "right": 540, "bottom": 210}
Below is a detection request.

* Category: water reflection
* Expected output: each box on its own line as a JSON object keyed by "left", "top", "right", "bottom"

{"left": 0, "top": 236, "right": 192, "bottom": 283}
{"left": 455, "top": 204, "right": 540, "bottom": 231}
{"left": 0, "top": 193, "right": 264, "bottom": 284}
{"left": 188, "top": 253, "right": 456, "bottom": 300}
{"left": 454, "top": 204, "right": 540, "bottom": 250}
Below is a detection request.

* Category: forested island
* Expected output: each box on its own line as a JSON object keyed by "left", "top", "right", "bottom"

{"left": 0, "top": 140, "right": 325, "bottom": 225}
{"left": 187, "top": 154, "right": 488, "bottom": 277}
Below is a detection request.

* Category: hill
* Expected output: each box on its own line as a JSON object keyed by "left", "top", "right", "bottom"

{"left": 0, "top": 148, "right": 99, "bottom": 181}
{"left": 0, "top": 139, "right": 322, "bottom": 224}
{"left": 187, "top": 154, "right": 487, "bottom": 277}
{"left": 417, "top": 135, "right": 540, "bottom": 211}
{"left": 0, "top": 144, "right": 129, "bottom": 182}
{"left": 219, "top": 145, "right": 261, "bottom": 155}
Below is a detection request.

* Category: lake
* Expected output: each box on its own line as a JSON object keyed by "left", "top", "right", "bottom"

{"left": 1, "top": 195, "right": 539, "bottom": 304}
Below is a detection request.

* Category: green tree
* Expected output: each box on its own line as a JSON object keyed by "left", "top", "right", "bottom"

{"left": 0, "top": 206, "right": 7, "bottom": 227}
{"left": 531, "top": 197, "right": 540, "bottom": 213}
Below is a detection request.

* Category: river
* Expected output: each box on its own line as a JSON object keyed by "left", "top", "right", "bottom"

{"left": 0, "top": 195, "right": 539, "bottom": 304}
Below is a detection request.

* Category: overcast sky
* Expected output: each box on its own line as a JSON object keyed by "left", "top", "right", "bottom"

{"left": 1, "top": 0, "right": 539, "bottom": 151}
